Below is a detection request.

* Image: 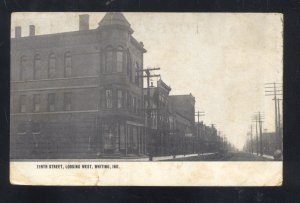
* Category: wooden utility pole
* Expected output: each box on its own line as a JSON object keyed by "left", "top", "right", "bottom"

{"left": 137, "top": 67, "right": 160, "bottom": 161}
{"left": 253, "top": 112, "right": 264, "bottom": 156}
{"left": 250, "top": 124, "right": 254, "bottom": 155}
{"left": 258, "top": 112, "right": 263, "bottom": 156}
{"left": 252, "top": 115, "right": 259, "bottom": 156}
{"left": 265, "top": 82, "right": 282, "bottom": 151}
{"left": 277, "top": 98, "right": 282, "bottom": 150}
{"left": 195, "top": 111, "right": 205, "bottom": 154}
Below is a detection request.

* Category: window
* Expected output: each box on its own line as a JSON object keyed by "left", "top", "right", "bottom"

{"left": 119, "top": 124, "right": 125, "bottom": 149}
{"left": 48, "top": 93, "right": 55, "bottom": 112}
{"left": 105, "top": 46, "right": 113, "bottom": 73}
{"left": 17, "top": 123, "right": 26, "bottom": 134}
{"left": 135, "top": 62, "right": 140, "bottom": 85}
{"left": 105, "top": 90, "right": 112, "bottom": 109}
{"left": 32, "top": 122, "right": 41, "bottom": 134}
{"left": 127, "top": 51, "right": 132, "bottom": 81}
{"left": 137, "top": 99, "right": 141, "bottom": 115}
{"left": 64, "top": 52, "right": 72, "bottom": 77}
{"left": 127, "top": 93, "right": 132, "bottom": 110}
{"left": 117, "top": 90, "right": 123, "bottom": 108}
{"left": 64, "top": 92, "right": 72, "bottom": 111}
{"left": 20, "top": 56, "right": 27, "bottom": 80}
{"left": 48, "top": 53, "right": 56, "bottom": 78}
{"left": 33, "top": 94, "right": 40, "bottom": 112}
{"left": 116, "top": 46, "right": 123, "bottom": 72}
{"left": 132, "top": 97, "right": 136, "bottom": 113}
{"left": 123, "top": 91, "right": 127, "bottom": 108}
{"left": 33, "top": 54, "right": 41, "bottom": 80}
{"left": 20, "top": 95, "right": 26, "bottom": 113}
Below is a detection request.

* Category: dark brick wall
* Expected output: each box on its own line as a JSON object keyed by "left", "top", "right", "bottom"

{"left": 10, "top": 13, "right": 146, "bottom": 159}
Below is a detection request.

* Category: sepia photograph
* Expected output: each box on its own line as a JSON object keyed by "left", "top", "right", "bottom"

{"left": 10, "top": 12, "right": 283, "bottom": 185}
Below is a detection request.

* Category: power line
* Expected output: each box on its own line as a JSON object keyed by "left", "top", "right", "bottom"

{"left": 265, "top": 82, "right": 282, "bottom": 151}
{"left": 137, "top": 67, "right": 160, "bottom": 161}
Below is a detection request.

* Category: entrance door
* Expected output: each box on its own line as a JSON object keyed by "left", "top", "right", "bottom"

{"left": 103, "top": 123, "right": 115, "bottom": 153}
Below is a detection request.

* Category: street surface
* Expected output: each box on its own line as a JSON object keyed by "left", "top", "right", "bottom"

{"left": 164, "top": 151, "right": 274, "bottom": 161}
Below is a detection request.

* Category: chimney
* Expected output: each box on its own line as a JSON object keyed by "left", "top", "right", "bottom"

{"left": 79, "top": 14, "right": 89, "bottom": 31}
{"left": 15, "top": 26, "right": 21, "bottom": 38}
{"left": 29, "top": 25, "right": 35, "bottom": 36}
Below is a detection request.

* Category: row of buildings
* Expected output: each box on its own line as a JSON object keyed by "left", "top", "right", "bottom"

{"left": 10, "top": 13, "right": 223, "bottom": 159}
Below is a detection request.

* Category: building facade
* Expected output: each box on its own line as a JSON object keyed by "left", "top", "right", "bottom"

{"left": 143, "top": 79, "right": 172, "bottom": 156}
{"left": 10, "top": 13, "right": 147, "bottom": 159}
{"left": 168, "top": 94, "right": 196, "bottom": 155}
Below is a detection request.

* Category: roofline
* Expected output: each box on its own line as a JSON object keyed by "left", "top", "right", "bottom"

{"left": 11, "top": 28, "right": 98, "bottom": 43}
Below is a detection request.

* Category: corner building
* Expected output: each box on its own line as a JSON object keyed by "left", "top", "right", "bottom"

{"left": 10, "top": 13, "right": 147, "bottom": 159}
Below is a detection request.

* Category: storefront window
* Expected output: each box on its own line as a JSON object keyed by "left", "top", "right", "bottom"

{"left": 120, "top": 124, "right": 125, "bottom": 150}
{"left": 103, "top": 124, "right": 114, "bottom": 151}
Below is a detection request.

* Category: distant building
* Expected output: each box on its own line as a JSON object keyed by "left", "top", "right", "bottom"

{"left": 262, "top": 132, "right": 276, "bottom": 156}
{"left": 169, "top": 94, "right": 196, "bottom": 154}
{"left": 195, "top": 122, "right": 221, "bottom": 153}
{"left": 10, "top": 13, "right": 147, "bottom": 159}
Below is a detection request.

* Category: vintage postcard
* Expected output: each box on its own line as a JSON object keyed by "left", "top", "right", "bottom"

{"left": 10, "top": 12, "right": 282, "bottom": 186}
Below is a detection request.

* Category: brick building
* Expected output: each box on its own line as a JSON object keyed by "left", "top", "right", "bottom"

{"left": 195, "top": 122, "right": 222, "bottom": 153}
{"left": 143, "top": 79, "right": 172, "bottom": 156}
{"left": 10, "top": 13, "right": 147, "bottom": 159}
{"left": 168, "top": 94, "right": 196, "bottom": 155}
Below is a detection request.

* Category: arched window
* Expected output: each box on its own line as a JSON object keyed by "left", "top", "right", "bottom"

{"left": 64, "top": 51, "right": 72, "bottom": 77}
{"left": 116, "top": 46, "right": 124, "bottom": 72}
{"left": 105, "top": 46, "right": 113, "bottom": 73}
{"left": 20, "top": 56, "right": 27, "bottom": 80}
{"left": 48, "top": 53, "right": 56, "bottom": 78}
{"left": 33, "top": 54, "right": 41, "bottom": 80}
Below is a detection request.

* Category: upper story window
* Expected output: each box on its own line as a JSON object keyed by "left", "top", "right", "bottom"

{"left": 123, "top": 91, "right": 127, "bottom": 108}
{"left": 64, "top": 92, "right": 72, "bottom": 111}
{"left": 105, "top": 46, "right": 113, "bottom": 73}
{"left": 127, "top": 93, "right": 132, "bottom": 110}
{"left": 20, "top": 95, "right": 26, "bottom": 113}
{"left": 20, "top": 56, "right": 27, "bottom": 80}
{"left": 137, "top": 99, "right": 141, "bottom": 115}
{"left": 33, "top": 94, "right": 40, "bottom": 112}
{"left": 127, "top": 51, "right": 132, "bottom": 82}
{"left": 32, "top": 122, "right": 41, "bottom": 134}
{"left": 48, "top": 53, "right": 56, "bottom": 79}
{"left": 33, "top": 54, "right": 41, "bottom": 80}
{"left": 105, "top": 89, "right": 112, "bottom": 109}
{"left": 17, "top": 123, "right": 26, "bottom": 134}
{"left": 117, "top": 90, "right": 123, "bottom": 108}
{"left": 116, "top": 46, "right": 124, "bottom": 73}
{"left": 135, "top": 62, "right": 140, "bottom": 86}
{"left": 47, "top": 93, "right": 55, "bottom": 112}
{"left": 64, "top": 51, "right": 72, "bottom": 77}
{"left": 132, "top": 97, "right": 136, "bottom": 113}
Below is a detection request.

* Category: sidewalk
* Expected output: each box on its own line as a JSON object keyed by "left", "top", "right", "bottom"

{"left": 250, "top": 153, "right": 274, "bottom": 160}
{"left": 85, "top": 153, "right": 216, "bottom": 161}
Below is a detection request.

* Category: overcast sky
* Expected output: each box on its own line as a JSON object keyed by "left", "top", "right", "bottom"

{"left": 11, "top": 12, "right": 283, "bottom": 149}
